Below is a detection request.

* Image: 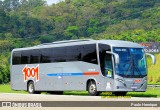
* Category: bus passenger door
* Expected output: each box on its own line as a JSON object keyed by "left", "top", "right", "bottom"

{"left": 103, "top": 54, "right": 114, "bottom": 91}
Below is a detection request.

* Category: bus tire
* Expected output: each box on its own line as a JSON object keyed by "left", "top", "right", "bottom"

{"left": 114, "top": 92, "right": 127, "bottom": 96}
{"left": 28, "top": 81, "right": 37, "bottom": 94}
{"left": 88, "top": 81, "right": 99, "bottom": 96}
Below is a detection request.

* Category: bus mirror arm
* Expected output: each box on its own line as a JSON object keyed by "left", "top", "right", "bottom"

{"left": 145, "top": 53, "right": 156, "bottom": 64}
{"left": 106, "top": 51, "right": 120, "bottom": 64}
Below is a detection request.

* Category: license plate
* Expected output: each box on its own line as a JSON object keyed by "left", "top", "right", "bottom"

{"left": 131, "top": 86, "right": 137, "bottom": 89}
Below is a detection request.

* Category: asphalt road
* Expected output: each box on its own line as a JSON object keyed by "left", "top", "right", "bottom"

{"left": 0, "top": 93, "right": 160, "bottom": 110}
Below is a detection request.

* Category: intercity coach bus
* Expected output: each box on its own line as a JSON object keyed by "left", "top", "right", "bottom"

{"left": 10, "top": 39, "right": 156, "bottom": 96}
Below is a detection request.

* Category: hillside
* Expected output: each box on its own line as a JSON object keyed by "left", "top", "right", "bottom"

{"left": 0, "top": 0, "right": 160, "bottom": 83}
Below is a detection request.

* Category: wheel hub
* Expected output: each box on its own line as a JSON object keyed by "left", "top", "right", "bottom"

{"left": 90, "top": 84, "right": 96, "bottom": 94}
{"left": 29, "top": 84, "right": 33, "bottom": 93}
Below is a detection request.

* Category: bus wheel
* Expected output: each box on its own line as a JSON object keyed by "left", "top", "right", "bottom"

{"left": 88, "top": 81, "right": 99, "bottom": 96}
{"left": 28, "top": 81, "right": 36, "bottom": 94}
{"left": 114, "top": 92, "right": 127, "bottom": 96}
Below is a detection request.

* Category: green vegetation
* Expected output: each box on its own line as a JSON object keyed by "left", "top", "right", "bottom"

{"left": 64, "top": 89, "right": 160, "bottom": 97}
{"left": 127, "top": 88, "right": 159, "bottom": 97}
{"left": 0, "top": 84, "right": 160, "bottom": 97}
{"left": 0, "top": 0, "right": 160, "bottom": 84}
{"left": 1, "top": 0, "right": 160, "bottom": 42}
{"left": 0, "top": 84, "right": 27, "bottom": 94}
{"left": 148, "top": 54, "right": 160, "bottom": 84}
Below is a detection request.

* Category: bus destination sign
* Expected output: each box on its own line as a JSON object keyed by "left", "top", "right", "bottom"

{"left": 139, "top": 42, "right": 160, "bottom": 53}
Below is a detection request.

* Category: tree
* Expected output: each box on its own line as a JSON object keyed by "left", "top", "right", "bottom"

{"left": 64, "top": 26, "right": 79, "bottom": 39}
{"left": 28, "top": 0, "right": 46, "bottom": 9}
{"left": 19, "top": 0, "right": 27, "bottom": 9}
{"left": 0, "top": 54, "right": 10, "bottom": 84}
{"left": 11, "top": 0, "right": 19, "bottom": 10}
{"left": 3, "top": 0, "right": 12, "bottom": 11}
{"left": 0, "top": 0, "right": 3, "bottom": 8}
{"left": 0, "top": 8, "right": 8, "bottom": 34}
{"left": 3, "top": 0, "right": 20, "bottom": 11}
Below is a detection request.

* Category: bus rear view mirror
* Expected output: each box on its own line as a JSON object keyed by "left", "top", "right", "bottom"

{"left": 145, "top": 53, "right": 156, "bottom": 64}
{"left": 106, "top": 51, "right": 120, "bottom": 64}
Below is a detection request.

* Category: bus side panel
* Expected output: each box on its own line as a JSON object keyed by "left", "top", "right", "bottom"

{"left": 62, "top": 62, "right": 102, "bottom": 91}
{"left": 35, "top": 65, "right": 63, "bottom": 91}
{"left": 11, "top": 65, "right": 27, "bottom": 90}
{"left": 11, "top": 62, "right": 107, "bottom": 92}
{"left": 35, "top": 62, "right": 103, "bottom": 91}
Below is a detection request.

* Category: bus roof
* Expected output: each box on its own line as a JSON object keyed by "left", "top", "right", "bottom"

{"left": 98, "top": 40, "right": 142, "bottom": 48}
{"left": 12, "top": 39, "right": 143, "bottom": 52}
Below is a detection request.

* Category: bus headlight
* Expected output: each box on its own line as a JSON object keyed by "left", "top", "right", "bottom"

{"left": 116, "top": 78, "right": 126, "bottom": 87}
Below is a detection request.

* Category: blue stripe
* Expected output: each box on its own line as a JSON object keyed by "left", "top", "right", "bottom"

{"left": 47, "top": 73, "right": 83, "bottom": 76}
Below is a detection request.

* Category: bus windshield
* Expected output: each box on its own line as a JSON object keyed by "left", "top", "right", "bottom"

{"left": 113, "top": 47, "right": 147, "bottom": 78}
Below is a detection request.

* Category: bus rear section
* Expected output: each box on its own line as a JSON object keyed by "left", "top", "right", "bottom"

{"left": 10, "top": 41, "right": 101, "bottom": 95}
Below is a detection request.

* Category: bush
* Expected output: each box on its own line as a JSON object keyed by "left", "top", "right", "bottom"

{"left": 156, "top": 76, "right": 160, "bottom": 83}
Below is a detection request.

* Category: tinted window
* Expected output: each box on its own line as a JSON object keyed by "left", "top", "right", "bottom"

{"left": 12, "top": 51, "right": 21, "bottom": 65}
{"left": 99, "top": 44, "right": 112, "bottom": 77}
{"left": 12, "top": 44, "right": 98, "bottom": 65}
{"left": 21, "top": 51, "right": 30, "bottom": 64}
{"left": 66, "top": 45, "right": 81, "bottom": 61}
{"left": 40, "top": 47, "right": 67, "bottom": 63}
{"left": 30, "top": 50, "right": 40, "bottom": 64}
{"left": 53, "top": 47, "right": 66, "bottom": 62}
{"left": 40, "top": 48, "right": 52, "bottom": 63}
{"left": 82, "top": 44, "right": 98, "bottom": 64}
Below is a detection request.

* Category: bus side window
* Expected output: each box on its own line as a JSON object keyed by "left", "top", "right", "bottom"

{"left": 40, "top": 49, "right": 51, "bottom": 63}
{"left": 66, "top": 45, "right": 81, "bottom": 61}
{"left": 30, "top": 50, "right": 40, "bottom": 64}
{"left": 82, "top": 44, "right": 97, "bottom": 64}
{"left": 13, "top": 51, "right": 21, "bottom": 65}
{"left": 53, "top": 47, "right": 66, "bottom": 62}
{"left": 21, "top": 51, "right": 30, "bottom": 64}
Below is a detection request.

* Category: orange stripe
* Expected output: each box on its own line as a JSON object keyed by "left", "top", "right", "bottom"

{"left": 84, "top": 72, "right": 99, "bottom": 75}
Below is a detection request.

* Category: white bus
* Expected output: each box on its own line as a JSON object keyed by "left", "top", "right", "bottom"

{"left": 10, "top": 39, "right": 156, "bottom": 96}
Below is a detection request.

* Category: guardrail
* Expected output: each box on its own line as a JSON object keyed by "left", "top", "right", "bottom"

{"left": 147, "top": 84, "right": 160, "bottom": 88}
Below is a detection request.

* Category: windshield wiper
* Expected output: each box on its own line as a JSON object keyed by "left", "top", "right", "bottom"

{"left": 125, "top": 61, "right": 132, "bottom": 76}
{"left": 132, "top": 59, "right": 142, "bottom": 76}
{"left": 125, "top": 59, "right": 142, "bottom": 76}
